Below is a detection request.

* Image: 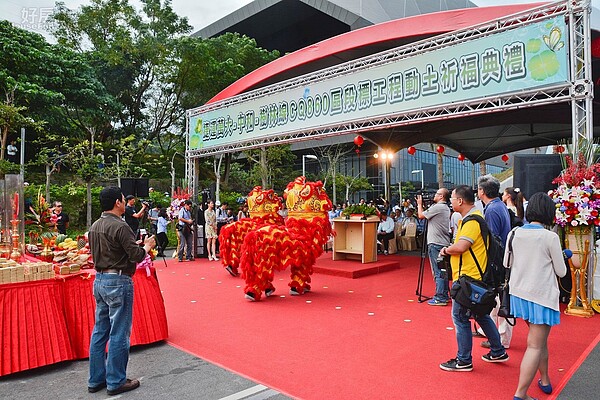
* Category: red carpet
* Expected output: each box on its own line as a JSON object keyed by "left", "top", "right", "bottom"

{"left": 157, "top": 254, "right": 600, "bottom": 400}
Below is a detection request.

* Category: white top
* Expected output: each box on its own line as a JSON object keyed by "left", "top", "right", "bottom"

{"left": 505, "top": 225, "right": 567, "bottom": 311}
{"left": 377, "top": 217, "right": 395, "bottom": 234}
{"left": 157, "top": 216, "right": 168, "bottom": 234}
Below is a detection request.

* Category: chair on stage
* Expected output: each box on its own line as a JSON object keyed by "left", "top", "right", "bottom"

{"left": 400, "top": 222, "right": 417, "bottom": 251}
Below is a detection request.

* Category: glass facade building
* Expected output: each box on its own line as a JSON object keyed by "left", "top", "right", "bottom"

{"left": 303, "top": 146, "right": 506, "bottom": 205}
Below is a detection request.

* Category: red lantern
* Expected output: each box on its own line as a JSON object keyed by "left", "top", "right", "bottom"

{"left": 457, "top": 153, "right": 465, "bottom": 162}
{"left": 436, "top": 145, "right": 445, "bottom": 154}
{"left": 501, "top": 154, "right": 509, "bottom": 164}
{"left": 556, "top": 145, "right": 565, "bottom": 153}
{"left": 353, "top": 135, "right": 364, "bottom": 147}
{"left": 407, "top": 146, "right": 416, "bottom": 155}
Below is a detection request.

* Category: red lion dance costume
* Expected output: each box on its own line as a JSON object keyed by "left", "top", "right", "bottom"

{"left": 240, "top": 177, "right": 333, "bottom": 301}
{"left": 218, "top": 187, "right": 284, "bottom": 276}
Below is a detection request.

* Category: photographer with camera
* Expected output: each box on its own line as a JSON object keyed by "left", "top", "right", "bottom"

{"left": 438, "top": 185, "right": 507, "bottom": 372}
{"left": 124, "top": 195, "right": 148, "bottom": 240}
{"left": 416, "top": 188, "right": 451, "bottom": 306}
{"left": 177, "top": 200, "right": 195, "bottom": 262}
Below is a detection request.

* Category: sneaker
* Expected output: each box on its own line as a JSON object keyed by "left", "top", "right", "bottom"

{"left": 290, "top": 287, "right": 300, "bottom": 296}
{"left": 225, "top": 266, "right": 237, "bottom": 277}
{"left": 482, "top": 351, "right": 509, "bottom": 363}
{"left": 245, "top": 292, "right": 256, "bottom": 301}
{"left": 428, "top": 299, "right": 448, "bottom": 306}
{"left": 481, "top": 340, "right": 491, "bottom": 348}
{"left": 440, "top": 358, "right": 473, "bottom": 372}
{"left": 384, "top": 250, "right": 389, "bottom": 255}
{"left": 265, "top": 288, "right": 275, "bottom": 297}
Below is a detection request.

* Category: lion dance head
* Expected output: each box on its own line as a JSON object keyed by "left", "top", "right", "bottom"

{"left": 247, "top": 186, "right": 282, "bottom": 217}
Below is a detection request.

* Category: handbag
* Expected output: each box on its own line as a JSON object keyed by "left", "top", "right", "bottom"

{"left": 498, "top": 229, "right": 517, "bottom": 324}
{"left": 451, "top": 275, "right": 497, "bottom": 317}
{"left": 450, "top": 240, "right": 497, "bottom": 317}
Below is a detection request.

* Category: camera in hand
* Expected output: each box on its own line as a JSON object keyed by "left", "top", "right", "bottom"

{"left": 141, "top": 200, "right": 152, "bottom": 208}
{"left": 436, "top": 253, "right": 451, "bottom": 279}
{"left": 408, "top": 190, "right": 437, "bottom": 209}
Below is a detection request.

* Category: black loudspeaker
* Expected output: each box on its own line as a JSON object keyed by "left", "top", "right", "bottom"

{"left": 121, "top": 178, "right": 136, "bottom": 197}
{"left": 513, "top": 154, "right": 563, "bottom": 199}
{"left": 120, "top": 178, "right": 149, "bottom": 197}
{"left": 135, "top": 179, "right": 149, "bottom": 198}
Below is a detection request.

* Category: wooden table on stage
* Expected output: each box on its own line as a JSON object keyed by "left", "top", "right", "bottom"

{"left": 332, "top": 217, "right": 378, "bottom": 263}
{"left": 0, "top": 267, "right": 168, "bottom": 377}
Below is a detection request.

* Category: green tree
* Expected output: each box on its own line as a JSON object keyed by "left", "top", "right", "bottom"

{"left": 52, "top": 0, "right": 192, "bottom": 146}
{"left": 0, "top": 21, "right": 63, "bottom": 159}
{"left": 336, "top": 174, "right": 373, "bottom": 203}
{"left": 245, "top": 145, "right": 295, "bottom": 189}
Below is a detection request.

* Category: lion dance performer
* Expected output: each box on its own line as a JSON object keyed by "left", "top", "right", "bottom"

{"left": 240, "top": 177, "right": 333, "bottom": 301}
{"left": 218, "top": 187, "right": 284, "bottom": 276}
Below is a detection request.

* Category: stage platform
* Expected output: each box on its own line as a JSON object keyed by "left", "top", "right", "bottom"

{"left": 313, "top": 251, "right": 421, "bottom": 278}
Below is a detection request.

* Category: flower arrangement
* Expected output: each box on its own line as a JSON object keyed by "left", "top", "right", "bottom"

{"left": 25, "top": 189, "right": 56, "bottom": 233}
{"left": 551, "top": 153, "right": 600, "bottom": 226}
{"left": 166, "top": 187, "right": 191, "bottom": 221}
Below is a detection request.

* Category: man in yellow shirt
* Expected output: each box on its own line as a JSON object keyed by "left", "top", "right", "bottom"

{"left": 438, "top": 185, "right": 508, "bottom": 372}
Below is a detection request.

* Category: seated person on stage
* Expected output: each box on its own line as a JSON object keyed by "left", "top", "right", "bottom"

{"left": 400, "top": 208, "right": 418, "bottom": 234}
{"left": 377, "top": 213, "right": 395, "bottom": 255}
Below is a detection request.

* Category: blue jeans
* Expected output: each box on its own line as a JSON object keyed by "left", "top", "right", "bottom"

{"left": 89, "top": 273, "right": 134, "bottom": 391}
{"left": 451, "top": 285, "right": 505, "bottom": 364}
{"left": 177, "top": 230, "right": 194, "bottom": 260}
{"left": 428, "top": 243, "right": 449, "bottom": 302}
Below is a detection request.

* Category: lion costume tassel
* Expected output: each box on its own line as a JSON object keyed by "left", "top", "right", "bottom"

{"left": 218, "top": 187, "right": 284, "bottom": 276}
{"left": 240, "top": 177, "right": 333, "bottom": 301}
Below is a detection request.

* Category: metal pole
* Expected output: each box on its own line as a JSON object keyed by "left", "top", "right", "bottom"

{"left": 302, "top": 155, "right": 306, "bottom": 177}
{"left": 116, "top": 152, "right": 121, "bottom": 188}
{"left": 20, "top": 127, "right": 25, "bottom": 178}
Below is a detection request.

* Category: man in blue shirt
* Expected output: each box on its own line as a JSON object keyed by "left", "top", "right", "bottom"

{"left": 477, "top": 174, "right": 513, "bottom": 349}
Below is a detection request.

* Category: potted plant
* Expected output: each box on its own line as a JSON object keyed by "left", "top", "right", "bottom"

{"left": 341, "top": 204, "right": 378, "bottom": 220}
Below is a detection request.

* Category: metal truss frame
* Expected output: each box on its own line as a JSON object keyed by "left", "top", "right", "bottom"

{"left": 569, "top": 0, "right": 594, "bottom": 161}
{"left": 186, "top": 0, "right": 591, "bottom": 198}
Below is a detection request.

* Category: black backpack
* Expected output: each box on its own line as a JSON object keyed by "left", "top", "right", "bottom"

{"left": 460, "top": 214, "right": 506, "bottom": 292}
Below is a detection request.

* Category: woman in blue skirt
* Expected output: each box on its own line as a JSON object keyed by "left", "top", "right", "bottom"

{"left": 506, "top": 193, "right": 567, "bottom": 400}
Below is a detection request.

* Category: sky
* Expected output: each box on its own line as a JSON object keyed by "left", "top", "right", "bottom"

{"left": 1, "top": 0, "right": 572, "bottom": 43}
{"left": 0, "top": 0, "right": 253, "bottom": 40}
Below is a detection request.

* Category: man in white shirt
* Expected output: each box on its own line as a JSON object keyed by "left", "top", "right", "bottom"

{"left": 377, "top": 213, "right": 395, "bottom": 255}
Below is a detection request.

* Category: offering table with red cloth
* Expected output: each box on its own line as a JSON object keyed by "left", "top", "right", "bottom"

{"left": 0, "top": 267, "right": 168, "bottom": 377}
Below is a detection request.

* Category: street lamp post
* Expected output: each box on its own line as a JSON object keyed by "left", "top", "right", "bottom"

{"left": 302, "top": 154, "right": 318, "bottom": 177}
{"left": 375, "top": 150, "right": 394, "bottom": 201}
{"left": 411, "top": 169, "right": 424, "bottom": 190}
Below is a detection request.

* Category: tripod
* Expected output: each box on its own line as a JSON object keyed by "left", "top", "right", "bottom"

{"left": 415, "top": 219, "right": 432, "bottom": 303}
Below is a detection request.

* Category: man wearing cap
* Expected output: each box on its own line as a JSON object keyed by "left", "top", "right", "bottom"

{"left": 124, "top": 195, "right": 148, "bottom": 239}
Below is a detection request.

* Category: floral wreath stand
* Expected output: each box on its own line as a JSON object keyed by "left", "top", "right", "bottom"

{"left": 564, "top": 226, "right": 594, "bottom": 317}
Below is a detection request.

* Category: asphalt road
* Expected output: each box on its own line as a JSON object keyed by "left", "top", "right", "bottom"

{"left": 0, "top": 343, "right": 291, "bottom": 400}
